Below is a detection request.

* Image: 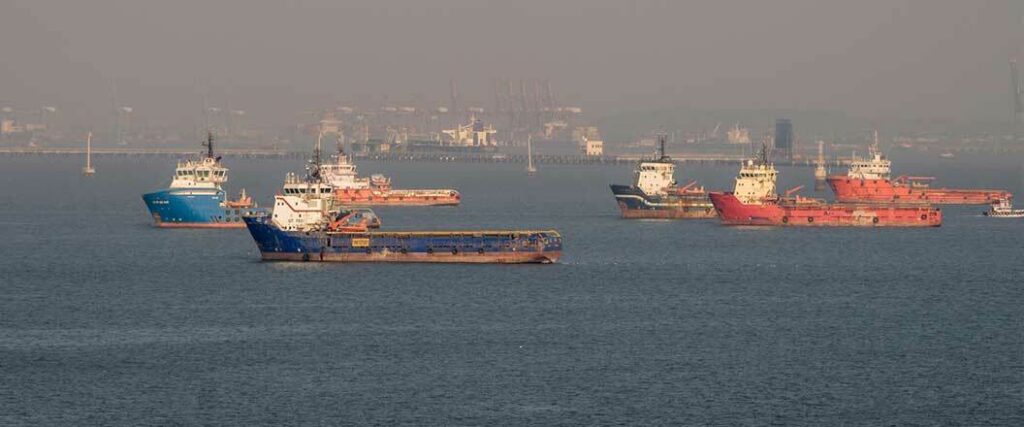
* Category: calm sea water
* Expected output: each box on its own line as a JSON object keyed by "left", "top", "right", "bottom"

{"left": 1, "top": 152, "right": 1022, "bottom": 425}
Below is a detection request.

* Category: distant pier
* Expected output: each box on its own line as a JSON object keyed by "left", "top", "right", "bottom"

{"left": 0, "top": 147, "right": 844, "bottom": 167}
{"left": 0, "top": 147, "right": 303, "bottom": 159}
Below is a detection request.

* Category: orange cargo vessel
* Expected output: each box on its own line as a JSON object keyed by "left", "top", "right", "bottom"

{"left": 710, "top": 147, "right": 942, "bottom": 227}
{"left": 827, "top": 133, "right": 1010, "bottom": 205}
{"left": 319, "top": 146, "right": 460, "bottom": 206}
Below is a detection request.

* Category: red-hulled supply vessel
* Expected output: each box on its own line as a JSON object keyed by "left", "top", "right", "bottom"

{"left": 827, "top": 132, "right": 1010, "bottom": 205}
{"left": 319, "top": 145, "right": 461, "bottom": 206}
{"left": 709, "top": 146, "right": 942, "bottom": 227}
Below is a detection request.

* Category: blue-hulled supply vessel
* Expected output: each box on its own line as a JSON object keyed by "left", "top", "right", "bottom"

{"left": 243, "top": 148, "right": 562, "bottom": 263}
{"left": 142, "top": 132, "right": 259, "bottom": 228}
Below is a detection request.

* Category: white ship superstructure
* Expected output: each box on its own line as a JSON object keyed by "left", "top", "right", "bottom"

{"left": 732, "top": 148, "right": 778, "bottom": 204}
{"left": 634, "top": 158, "right": 675, "bottom": 196}
{"left": 319, "top": 146, "right": 372, "bottom": 190}
{"left": 273, "top": 172, "right": 336, "bottom": 231}
{"left": 847, "top": 131, "right": 891, "bottom": 180}
{"left": 170, "top": 156, "right": 228, "bottom": 190}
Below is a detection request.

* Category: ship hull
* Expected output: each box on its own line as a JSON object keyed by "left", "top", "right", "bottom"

{"left": 333, "top": 189, "right": 461, "bottom": 206}
{"left": 142, "top": 189, "right": 256, "bottom": 228}
{"left": 243, "top": 216, "right": 561, "bottom": 264}
{"left": 258, "top": 251, "right": 560, "bottom": 263}
{"left": 984, "top": 212, "right": 1024, "bottom": 218}
{"left": 609, "top": 184, "right": 717, "bottom": 219}
{"left": 827, "top": 177, "right": 1009, "bottom": 205}
{"left": 709, "top": 192, "right": 942, "bottom": 227}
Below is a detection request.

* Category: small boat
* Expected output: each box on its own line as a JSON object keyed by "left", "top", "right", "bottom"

{"left": 983, "top": 198, "right": 1024, "bottom": 218}
{"left": 939, "top": 152, "right": 955, "bottom": 159}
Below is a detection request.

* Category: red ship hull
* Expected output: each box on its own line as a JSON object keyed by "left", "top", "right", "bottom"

{"left": 827, "top": 177, "right": 1009, "bottom": 205}
{"left": 708, "top": 192, "right": 942, "bottom": 227}
{"left": 332, "top": 189, "right": 461, "bottom": 206}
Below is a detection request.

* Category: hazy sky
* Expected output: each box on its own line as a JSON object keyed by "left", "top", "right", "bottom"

{"left": 2, "top": 0, "right": 1022, "bottom": 127}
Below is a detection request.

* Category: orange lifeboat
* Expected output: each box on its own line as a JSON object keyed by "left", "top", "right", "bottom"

{"left": 224, "top": 188, "right": 256, "bottom": 208}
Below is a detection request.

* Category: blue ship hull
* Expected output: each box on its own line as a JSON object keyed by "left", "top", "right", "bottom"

{"left": 243, "top": 215, "right": 562, "bottom": 263}
{"left": 142, "top": 188, "right": 254, "bottom": 228}
{"left": 610, "top": 184, "right": 716, "bottom": 219}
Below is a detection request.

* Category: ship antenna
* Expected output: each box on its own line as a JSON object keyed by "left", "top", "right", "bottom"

{"left": 308, "top": 131, "right": 324, "bottom": 183}
{"left": 316, "top": 129, "right": 322, "bottom": 157}
{"left": 202, "top": 131, "right": 215, "bottom": 159}
{"left": 760, "top": 140, "right": 769, "bottom": 164}
{"left": 658, "top": 133, "right": 668, "bottom": 161}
